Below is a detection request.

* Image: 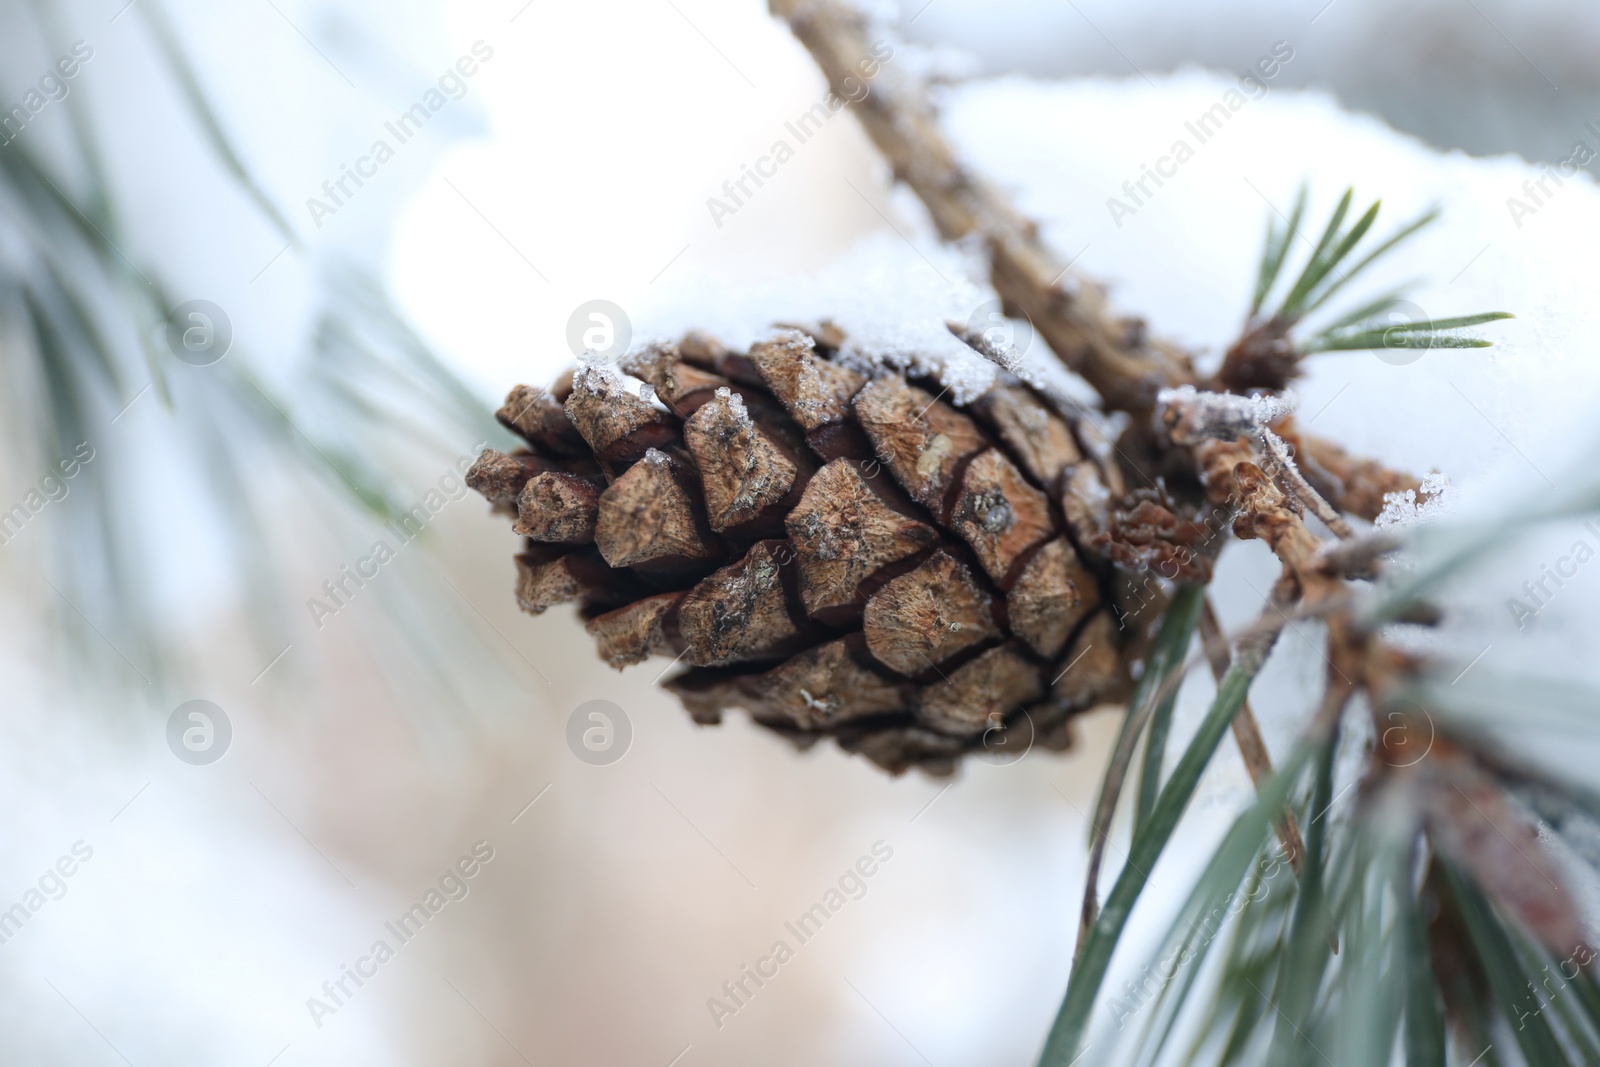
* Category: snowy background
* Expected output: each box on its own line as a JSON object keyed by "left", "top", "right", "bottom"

{"left": 1, "top": 0, "right": 1597, "bottom": 1065}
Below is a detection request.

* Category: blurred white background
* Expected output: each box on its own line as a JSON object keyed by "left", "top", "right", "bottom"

{"left": 1, "top": 0, "right": 1597, "bottom": 1064}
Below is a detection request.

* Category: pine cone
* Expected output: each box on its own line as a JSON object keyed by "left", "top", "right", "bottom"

{"left": 468, "top": 329, "right": 1135, "bottom": 775}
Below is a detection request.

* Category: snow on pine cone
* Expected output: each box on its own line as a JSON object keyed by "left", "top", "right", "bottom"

{"left": 467, "top": 328, "right": 1134, "bottom": 775}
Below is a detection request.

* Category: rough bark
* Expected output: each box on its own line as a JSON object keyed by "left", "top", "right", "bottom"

{"left": 623, "top": 342, "right": 733, "bottom": 417}
{"left": 1049, "top": 611, "right": 1129, "bottom": 711}
{"left": 837, "top": 724, "right": 969, "bottom": 777}
{"left": 970, "top": 382, "right": 1085, "bottom": 489}
{"left": 514, "top": 548, "right": 632, "bottom": 615}
{"left": 747, "top": 330, "right": 866, "bottom": 433}
{"left": 466, "top": 448, "right": 549, "bottom": 505}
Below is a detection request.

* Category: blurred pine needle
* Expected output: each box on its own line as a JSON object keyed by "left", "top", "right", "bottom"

{"left": 0, "top": 0, "right": 523, "bottom": 714}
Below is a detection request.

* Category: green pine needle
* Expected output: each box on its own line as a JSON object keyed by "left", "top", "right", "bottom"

{"left": 1134, "top": 586, "right": 1206, "bottom": 834}
{"left": 1401, "top": 865, "right": 1448, "bottom": 1067}
{"left": 1040, "top": 643, "right": 1271, "bottom": 1065}
{"left": 1282, "top": 191, "right": 1378, "bottom": 320}
{"left": 1238, "top": 187, "right": 1508, "bottom": 383}
{"left": 1, "top": 1, "right": 518, "bottom": 699}
{"left": 1254, "top": 191, "right": 1440, "bottom": 329}
{"left": 1306, "top": 311, "right": 1513, "bottom": 352}
{"left": 1251, "top": 184, "right": 1307, "bottom": 318}
{"left": 1129, "top": 752, "right": 1317, "bottom": 1067}
{"left": 1311, "top": 288, "right": 1414, "bottom": 335}
{"left": 1277, "top": 187, "right": 1355, "bottom": 322}
{"left": 1265, "top": 726, "right": 1339, "bottom": 1062}
{"left": 1387, "top": 311, "right": 1516, "bottom": 332}
{"left": 1302, "top": 205, "right": 1440, "bottom": 315}
{"left": 1308, "top": 332, "right": 1494, "bottom": 352}
{"left": 1443, "top": 864, "right": 1575, "bottom": 1066}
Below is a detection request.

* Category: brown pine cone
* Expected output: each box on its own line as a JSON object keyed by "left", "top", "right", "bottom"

{"left": 468, "top": 329, "right": 1136, "bottom": 775}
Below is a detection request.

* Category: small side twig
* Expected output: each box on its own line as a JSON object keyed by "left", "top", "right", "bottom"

{"left": 1260, "top": 427, "right": 1355, "bottom": 539}
{"left": 1159, "top": 384, "right": 1354, "bottom": 539}
{"left": 1199, "top": 596, "right": 1306, "bottom": 874}
{"left": 1314, "top": 528, "right": 1406, "bottom": 579}
{"left": 946, "top": 318, "right": 1130, "bottom": 498}
{"left": 1278, "top": 417, "right": 1424, "bottom": 523}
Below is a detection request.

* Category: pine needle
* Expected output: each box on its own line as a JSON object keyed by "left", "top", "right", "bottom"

{"left": 1042, "top": 597, "right": 1287, "bottom": 1065}
{"left": 1226, "top": 190, "right": 1506, "bottom": 390}
{"left": 1250, "top": 184, "right": 1306, "bottom": 318}
{"left": 1279, "top": 187, "right": 1354, "bottom": 320}
{"left": 1442, "top": 864, "right": 1575, "bottom": 1066}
